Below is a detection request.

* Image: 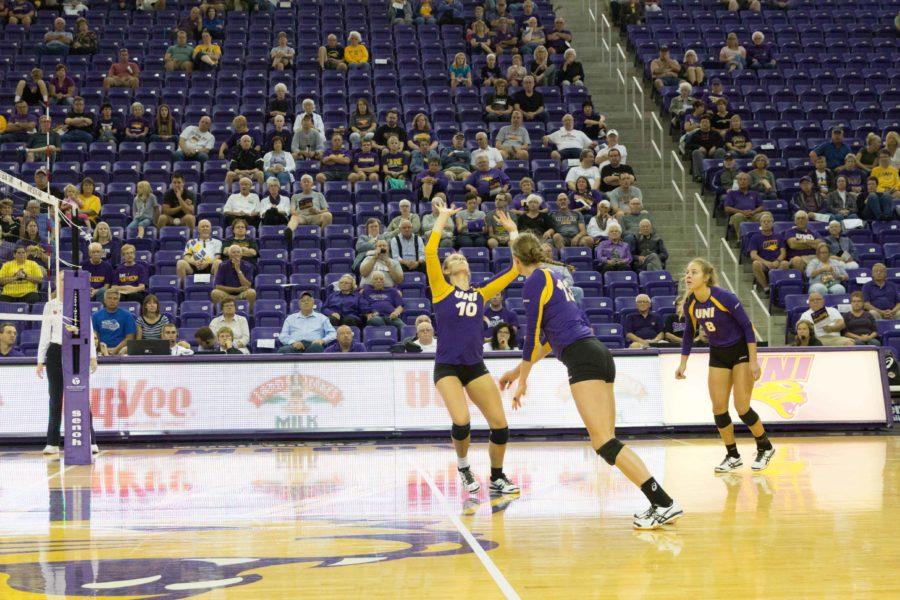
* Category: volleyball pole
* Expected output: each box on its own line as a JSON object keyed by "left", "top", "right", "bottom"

{"left": 62, "top": 269, "right": 92, "bottom": 465}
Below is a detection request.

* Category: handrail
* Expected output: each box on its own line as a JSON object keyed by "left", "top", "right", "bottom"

{"left": 601, "top": 12, "right": 612, "bottom": 78}
{"left": 587, "top": 0, "right": 598, "bottom": 46}
{"left": 719, "top": 237, "right": 740, "bottom": 296}
{"left": 692, "top": 192, "right": 710, "bottom": 259}
{"left": 631, "top": 76, "right": 645, "bottom": 144}
{"left": 614, "top": 43, "right": 627, "bottom": 97}
{"left": 670, "top": 150, "right": 686, "bottom": 233}
{"left": 750, "top": 289, "right": 773, "bottom": 346}
{"left": 649, "top": 112, "right": 664, "bottom": 186}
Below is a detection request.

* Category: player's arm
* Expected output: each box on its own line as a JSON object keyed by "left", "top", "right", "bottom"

{"left": 425, "top": 199, "right": 459, "bottom": 301}
{"left": 676, "top": 299, "right": 695, "bottom": 378}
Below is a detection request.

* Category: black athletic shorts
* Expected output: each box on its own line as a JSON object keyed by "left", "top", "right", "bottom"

{"left": 433, "top": 361, "right": 490, "bottom": 386}
{"left": 708, "top": 340, "right": 750, "bottom": 370}
{"left": 559, "top": 337, "right": 616, "bottom": 385}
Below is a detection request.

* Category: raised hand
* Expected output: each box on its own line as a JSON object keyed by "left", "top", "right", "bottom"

{"left": 494, "top": 209, "right": 518, "bottom": 235}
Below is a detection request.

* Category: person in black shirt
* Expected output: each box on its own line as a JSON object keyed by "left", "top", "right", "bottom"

{"left": 61, "top": 96, "right": 95, "bottom": 144}
{"left": 516, "top": 195, "right": 556, "bottom": 238}
{"left": 373, "top": 110, "right": 408, "bottom": 153}
{"left": 687, "top": 116, "right": 724, "bottom": 181}
{"left": 318, "top": 34, "right": 347, "bottom": 72}
{"left": 158, "top": 173, "right": 197, "bottom": 230}
{"left": 710, "top": 98, "right": 732, "bottom": 134}
{"left": 598, "top": 149, "right": 636, "bottom": 193}
{"left": 485, "top": 78, "right": 513, "bottom": 122}
{"left": 511, "top": 75, "right": 546, "bottom": 122}
{"left": 225, "top": 135, "right": 264, "bottom": 188}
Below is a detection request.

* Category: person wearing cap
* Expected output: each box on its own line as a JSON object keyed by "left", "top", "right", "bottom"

{"left": 810, "top": 128, "right": 852, "bottom": 171}
{"left": 32, "top": 167, "right": 63, "bottom": 200}
{"left": 24, "top": 116, "right": 61, "bottom": 163}
{"left": 651, "top": 46, "right": 680, "bottom": 93}
{"left": 277, "top": 292, "right": 336, "bottom": 354}
{"left": 791, "top": 176, "right": 827, "bottom": 220}
{"left": 595, "top": 129, "right": 628, "bottom": 166}
{"left": 724, "top": 173, "right": 763, "bottom": 240}
{"left": 687, "top": 116, "right": 725, "bottom": 181}
{"left": 440, "top": 133, "right": 472, "bottom": 181}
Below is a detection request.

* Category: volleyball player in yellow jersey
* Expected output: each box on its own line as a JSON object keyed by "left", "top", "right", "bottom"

{"left": 426, "top": 199, "right": 521, "bottom": 494}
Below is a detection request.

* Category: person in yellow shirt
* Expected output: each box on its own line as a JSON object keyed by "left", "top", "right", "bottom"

{"left": 871, "top": 150, "right": 900, "bottom": 197}
{"left": 77, "top": 177, "right": 101, "bottom": 225}
{"left": 0, "top": 113, "right": 7, "bottom": 134}
{"left": 192, "top": 30, "right": 222, "bottom": 72}
{"left": 0, "top": 246, "right": 45, "bottom": 303}
{"left": 344, "top": 31, "right": 370, "bottom": 73}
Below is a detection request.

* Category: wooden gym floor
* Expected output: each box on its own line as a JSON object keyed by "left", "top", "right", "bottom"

{"left": 0, "top": 435, "right": 898, "bottom": 599}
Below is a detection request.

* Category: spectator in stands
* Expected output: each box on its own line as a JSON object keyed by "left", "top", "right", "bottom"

{"left": 619, "top": 197, "right": 651, "bottom": 238}
{"left": 158, "top": 173, "right": 196, "bottom": 231}
{"left": 565, "top": 150, "right": 601, "bottom": 191}
{"left": 414, "top": 157, "right": 449, "bottom": 202}
{"left": 791, "top": 176, "right": 828, "bottom": 220}
{"left": 557, "top": 48, "right": 585, "bottom": 88}
{"left": 856, "top": 133, "right": 882, "bottom": 173}
{"left": 193, "top": 327, "right": 217, "bottom": 352}
{"left": 570, "top": 177, "right": 605, "bottom": 219}
{"left": 746, "top": 31, "right": 775, "bottom": 69}
{"left": 267, "top": 83, "right": 292, "bottom": 126}
{"left": 544, "top": 114, "right": 595, "bottom": 162}
{"left": 783, "top": 210, "right": 821, "bottom": 271}
{"left": 596, "top": 223, "right": 632, "bottom": 273}
{"left": 844, "top": 292, "right": 881, "bottom": 346}
{"left": 624, "top": 294, "right": 665, "bottom": 349}
{"left": 745, "top": 154, "right": 775, "bottom": 199}
{"left": 354, "top": 218, "right": 390, "bottom": 268}
{"left": 324, "top": 325, "right": 366, "bottom": 353}
{"left": 91, "top": 221, "right": 120, "bottom": 265}
{"left": 318, "top": 33, "right": 347, "bottom": 72}
{"left": 49, "top": 64, "right": 75, "bottom": 105}
{"left": 448, "top": 52, "right": 473, "bottom": 91}
{"left": 688, "top": 116, "right": 725, "bottom": 181}
{"left": 293, "top": 99, "right": 326, "bottom": 141}
{"left": 224, "top": 177, "right": 261, "bottom": 228}
{"left": 361, "top": 271, "right": 404, "bottom": 332}
{"left": 0, "top": 101, "right": 35, "bottom": 144}
{"left": 13, "top": 68, "right": 47, "bottom": 108}
{"left": 323, "top": 274, "right": 364, "bottom": 327}
{"left": 104, "top": 48, "right": 140, "bottom": 91}
{"left": 128, "top": 180, "right": 161, "bottom": 237}
{"left": 519, "top": 16, "right": 545, "bottom": 55}
{"left": 0, "top": 246, "right": 42, "bottom": 304}
{"left": 669, "top": 82, "right": 697, "bottom": 130}
{"left": 862, "top": 263, "right": 900, "bottom": 319}
{"left": 792, "top": 320, "right": 821, "bottom": 347}
{"left": 94, "top": 102, "right": 120, "bottom": 142}
{"left": 719, "top": 32, "right": 747, "bottom": 72}
{"left": 493, "top": 16, "right": 518, "bottom": 55}
{"left": 220, "top": 115, "right": 260, "bottom": 160}
{"left": 81, "top": 242, "right": 113, "bottom": 301}
{"left": 410, "top": 319, "right": 437, "bottom": 352}
{"left": 316, "top": 133, "right": 352, "bottom": 184}
{"left": 291, "top": 114, "right": 324, "bottom": 160}
{"left": 70, "top": 17, "right": 98, "bottom": 55}
{"left": 344, "top": 31, "right": 370, "bottom": 73}
{"left": 495, "top": 110, "right": 531, "bottom": 161}
{"left": 176, "top": 219, "right": 221, "bottom": 281}
{"left": 410, "top": 138, "right": 440, "bottom": 177}
{"left": 57, "top": 96, "right": 94, "bottom": 144}
{"left": 387, "top": 199, "right": 422, "bottom": 236}
{"left": 809, "top": 156, "right": 836, "bottom": 195}
{"left": 529, "top": 45, "right": 555, "bottom": 87}
{"left": 176, "top": 7, "right": 203, "bottom": 43}
{"left": 175, "top": 115, "right": 215, "bottom": 164}
{"left": 464, "top": 155, "right": 510, "bottom": 203}
{"left": 799, "top": 291, "right": 854, "bottom": 346}
{"left": 484, "top": 79, "right": 514, "bottom": 126}
{"left": 546, "top": 16, "right": 573, "bottom": 54}
{"left": 264, "top": 115, "right": 292, "bottom": 153}
{"left": 512, "top": 75, "right": 546, "bottom": 123}
{"left": 269, "top": 30, "right": 294, "bottom": 71}
{"left": 551, "top": 193, "right": 592, "bottom": 249}
{"left": 208, "top": 297, "right": 249, "bottom": 349}
{"left": 806, "top": 242, "right": 848, "bottom": 296}
{"left": 587, "top": 200, "right": 618, "bottom": 241}
{"left": 872, "top": 150, "right": 900, "bottom": 197}
{"left": 598, "top": 149, "right": 636, "bottom": 194}
{"left": 886, "top": 132, "right": 900, "bottom": 170}
{"left": 713, "top": 153, "right": 740, "bottom": 197}
{"left": 349, "top": 98, "right": 377, "bottom": 149}
{"left": 111, "top": 244, "right": 148, "bottom": 303}
{"left": 517, "top": 194, "right": 556, "bottom": 238}
{"left": 165, "top": 29, "right": 194, "bottom": 73}
{"left": 748, "top": 212, "right": 787, "bottom": 294}
{"left": 441, "top": 133, "right": 472, "bottom": 181}
{"left": 388, "top": 0, "right": 413, "bottom": 24}
{"left": 215, "top": 326, "right": 247, "bottom": 354}
{"left": 151, "top": 104, "right": 177, "bottom": 143}
{"left": 724, "top": 115, "right": 755, "bottom": 159}
{"left": 423, "top": 196, "right": 456, "bottom": 247}
{"left": 0, "top": 322, "right": 22, "bottom": 358}
{"left": 262, "top": 137, "right": 295, "bottom": 188}
{"left": 506, "top": 52, "right": 527, "bottom": 86}
{"left": 91, "top": 289, "right": 136, "bottom": 355}
{"left": 372, "top": 110, "right": 407, "bottom": 153}
{"left": 606, "top": 173, "right": 641, "bottom": 215}
{"left": 471, "top": 131, "right": 504, "bottom": 169}
{"left": 360, "top": 239, "right": 403, "bottom": 287}
{"left": 710, "top": 99, "right": 732, "bottom": 135}
{"left": 16, "top": 218, "right": 47, "bottom": 267}
{"left": 861, "top": 176, "right": 894, "bottom": 222}
{"left": 382, "top": 135, "right": 411, "bottom": 184}
{"left": 651, "top": 45, "right": 680, "bottom": 93}
{"left": 480, "top": 53, "right": 502, "bottom": 88}
{"left": 389, "top": 218, "right": 426, "bottom": 273}
{"left": 254, "top": 179, "right": 290, "bottom": 229}
{"left": 631, "top": 219, "right": 667, "bottom": 271}
{"left": 223, "top": 217, "right": 259, "bottom": 266}
{"left": 825, "top": 177, "right": 859, "bottom": 223}
{"left": 408, "top": 113, "right": 438, "bottom": 152}
{"left": 24, "top": 116, "right": 60, "bottom": 164}
{"left": 810, "top": 127, "right": 851, "bottom": 171}
{"left": 484, "top": 193, "right": 512, "bottom": 249}
{"left": 484, "top": 321, "right": 517, "bottom": 352}
{"left": 277, "top": 292, "right": 336, "bottom": 354}
{"left": 680, "top": 50, "right": 704, "bottom": 86}
{"left": 596, "top": 129, "right": 629, "bottom": 165}
{"left": 134, "top": 294, "right": 168, "bottom": 340}
{"left": 436, "top": 0, "right": 464, "bottom": 26}
{"left": 724, "top": 172, "right": 763, "bottom": 240}
{"left": 484, "top": 293, "right": 519, "bottom": 337}
{"left": 455, "top": 192, "right": 489, "bottom": 246}
{"left": 122, "top": 102, "right": 151, "bottom": 144}
{"left": 723, "top": 0, "right": 761, "bottom": 11}
{"left": 349, "top": 138, "right": 381, "bottom": 185}
{"left": 211, "top": 244, "right": 256, "bottom": 310}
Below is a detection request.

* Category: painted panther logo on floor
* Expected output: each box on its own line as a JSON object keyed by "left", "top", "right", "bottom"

{"left": 0, "top": 520, "right": 494, "bottom": 599}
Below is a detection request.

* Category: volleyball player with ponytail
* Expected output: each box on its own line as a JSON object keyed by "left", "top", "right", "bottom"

{"left": 500, "top": 233, "right": 682, "bottom": 529}
{"left": 677, "top": 258, "right": 775, "bottom": 472}
{"left": 426, "top": 199, "right": 521, "bottom": 495}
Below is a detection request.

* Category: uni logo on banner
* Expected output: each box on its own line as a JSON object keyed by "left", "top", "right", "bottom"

{"left": 752, "top": 354, "right": 814, "bottom": 419}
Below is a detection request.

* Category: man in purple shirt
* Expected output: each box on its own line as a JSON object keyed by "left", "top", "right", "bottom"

{"left": 545, "top": 16, "right": 573, "bottom": 54}
{"left": 0, "top": 100, "right": 36, "bottom": 144}
{"left": 111, "top": 244, "right": 149, "bottom": 303}
{"left": 464, "top": 154, "right": 510, "bottom": 202}
{"left": 862, "top": 263, "right": 900, "bottom": 319}
{"left": 0, "top": 323, "right": 24, "bottom": 358}
{"left": 81, "top": 242, "right": 115, "bottom": 301}
{"left": 624, "top": 294, "right": 665, "bottom": 348}
{"left": 316, "top": 132, "right": 352, "bottom": 183}
{"left": 323, "top": 325, "right": 367, "bottom": 353}
{"left": 210, "top": 244, "right": 257, "bottom": 310}
{"left": 782, "top": 210, "right": 820, "bottom": 271}
{"left": 414, "top": 157, "right": 449, "bottom": 201}
{"left": 746, "top": 31, "right": 776, "bottom": 69}
{"left": 724, "top": 172, "right": 763, "bottom": 240}
{"left": 748, "top": 212, "right": 788, "bottom": 294}
{"left": 596, "top": 223, "right": 632, "bottom": 272}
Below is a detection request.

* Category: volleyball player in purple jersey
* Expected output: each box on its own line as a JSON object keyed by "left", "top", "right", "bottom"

{"left": 499, "top": 234, "right": 682, "bottom": 530}
{"left": 426, "top": 200, "right": 521, "bottom": 495}
{"left": 677, "top": 258, "right": 776, "bottom": 472}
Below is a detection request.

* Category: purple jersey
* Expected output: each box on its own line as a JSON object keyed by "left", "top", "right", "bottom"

{"left": 782, "top": 226, "right": 819, "bottom": 260}
{"left": 748, "top": 231, "right": 783, "bottom": 262}
{"left": 81, "top": 260, "right": 115, "bottom": 289}
{"left": 360, "top": 285, "right": 402, "bottom": 315}
{"left": 681, "top": 286, "right": 756, "bottom": 354}
{"left": 114, "top": 262, "right": 149, "bottom": 287}
{"left": 426, "top": 227, "right": 519, "bottom": 365}
{"left": 522, "top": 268, "right": 593, "bottom": 362}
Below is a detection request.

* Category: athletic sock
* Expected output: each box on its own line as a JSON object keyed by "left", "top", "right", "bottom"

{"left": 755, "top": 433, "right": 773, "bottom": 451}
{"left": 457, "top": 456, "right": 470, "bottom": 470}
{"left": 726, "top": 443, "right": 740, "bottom": 458}
{"left": 640, "top": 478, "right": 673, "bottom": 508}
{"left": 491, "top": 467, "right": 503, "bottom": 480}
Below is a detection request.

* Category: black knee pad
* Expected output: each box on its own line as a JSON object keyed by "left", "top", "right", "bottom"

{"left": 596, "top": 438, "right": 624, "bottom": 465}
{"left": 714, "top": 412, "right": 733, "bottom": 429}
{"left": 489, "top": 427, "right": 509, "bottom": 445}
{"left": 451, "top": 422, "right": 471, "bottom": 441}
{"left": 739, "top": 408, "right": 760, "bottom": 428}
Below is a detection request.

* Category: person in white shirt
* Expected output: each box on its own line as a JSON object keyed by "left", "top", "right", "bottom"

{"left": 257, "top": 178, "right": 292, "bottom": 226}
{"left": 389, "top": 219, "right": 426, "bottom": 272}
{"left": 162, "top": 323, "right": 194, "bottom": 356}
{"left": 595, "top": 129, "right": 628, "bottom": 166}
{"left": 471, "top": 131, "right": 505, "bottom": 169}
{"left": 798, "top": 291, "right": 854, "bottom": 346}
{"left": 586, "top": 200, "right": 620, "bottom": 240}
{"left": 176, "top": 219, "right": 223, "bottom": 281}
{"left": 223, "top": 177, "right": 261, "bottom": 228}
{"left": 565, "top": 149, "right": 601, "bottom": 190}
{"left": 292, "top": 98, "right": 326, "bottom": 139}
{"left": 208, "top": 297, "right": 250, "bottom": 348}
{"left": 359, "top": 239, "right": 404, "bottom": 287}
{"left": 175, "top": 115, "right": 216, "bottom": 163}
{"left": 543, "top": 113, "right": 595, "bottom": 162}
{"left": 262, "top": 136, "right": 296, "bottom": 187}
{"left": 36, "top": 275, "right": 99, "bottom": 455}
{"left": 412, "top": 320, "right": 437, "bottom": 352}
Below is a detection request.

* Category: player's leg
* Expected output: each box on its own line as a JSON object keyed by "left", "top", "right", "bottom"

{"left": 435, "top": 375, "right": 479, "bottom": 493}
{"left": 731, "top": 362, "right": 775, "bottom": 470}
{"left": 465, "top": 373, "right": 519, "bottom": 494}
{"left": 709, "top": 366, "right": 743, "bottom": 472}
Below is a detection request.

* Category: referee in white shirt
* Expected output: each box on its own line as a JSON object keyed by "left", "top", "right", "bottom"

{"left": 36, "top": 276, "right": 98, "bottom": 455}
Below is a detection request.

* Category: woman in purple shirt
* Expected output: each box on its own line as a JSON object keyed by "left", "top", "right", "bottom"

{"left": 677, "top": 258, "right": 776, "bottom": 473}
{"left": 322, "top": 274, "right": 364, "bottom": 327}
{"left": 500, "top": 233, "right": 681, "bottom": 530}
